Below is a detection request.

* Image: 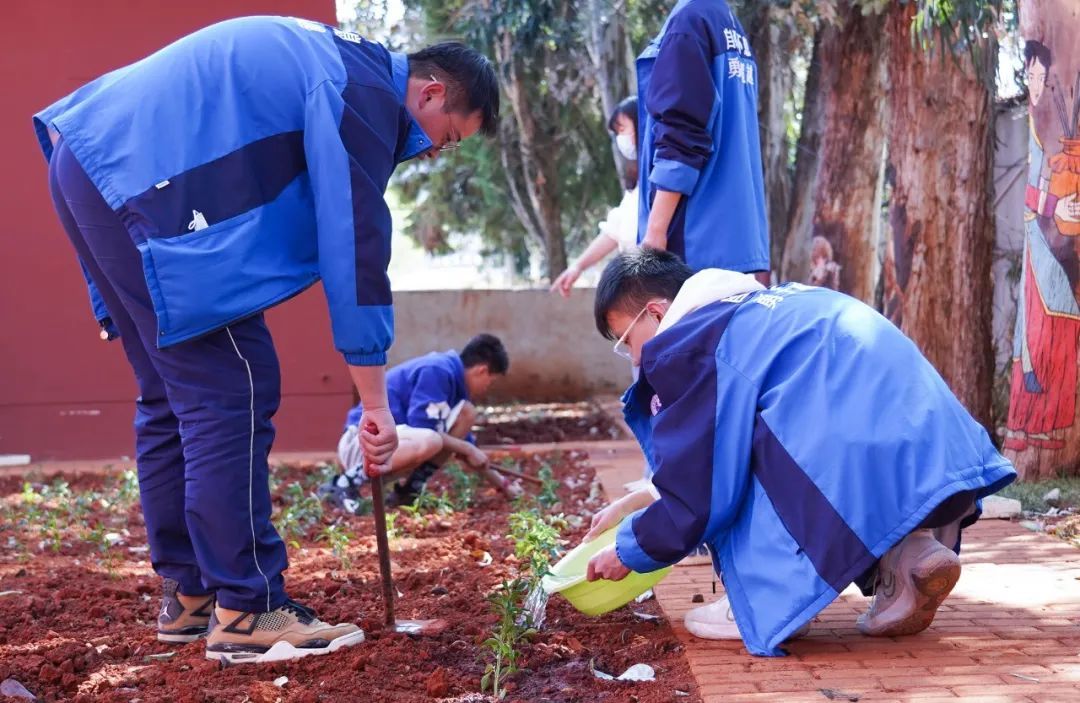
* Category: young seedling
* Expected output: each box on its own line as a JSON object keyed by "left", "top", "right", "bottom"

{"left": 481, "top": 578, "right": 535, "bottom": 699}
{"left": 444, "top": 462, "right": 481, "bottom": 510}
{"left": 400, "top": 488, "right": 454, "bottom": 529}
{"left": 384, "top": 510, "right": 401, "bottom": 541}
{"left": 508, "top": 510, "right": 565, "bottom": 579}
{"left": 20, "top": 482, "right": 42, "bottom": 516}
{"left": 40, "top": 511, "right": 63, "bottom": 553}
{"left": 413, "top": 488, "right": 455, "bottom": 516}
{"left": 88, "top": 523, "right": 120, "bottom": 579}
{"left": 319, "top": 523, "right": 353, "bottom": 570}
{"left": 536, "top": 463, "right": 560, "bottom": 509}
{"left": 274, "top": 482, "right": 325, "bottom": 546}
{"left": 117, "top": 469, "right": 140, "bottom": 505}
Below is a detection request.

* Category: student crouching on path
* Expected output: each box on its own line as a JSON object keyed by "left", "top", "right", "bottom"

{"left": 582, "top": 250, "right": 1016, "bottom": 656}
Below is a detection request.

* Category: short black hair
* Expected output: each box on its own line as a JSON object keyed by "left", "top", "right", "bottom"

{"left": 460, "top": 333, "right": 509, "bottom": 374}
{"left": 1024, "top": 39, "right": 1051, "bottom": 73}
{"left": 408, "top": 43, "right": 500, "bottom": 137}
{"left": 607, "top": 96, "right": 639, "bottom": 135}
{"left": 594, "top": 249, "right": 693, "bottom": 340}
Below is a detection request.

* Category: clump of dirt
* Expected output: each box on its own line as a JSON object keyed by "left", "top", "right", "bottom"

{"left": 0, "top": 449, "right": 697, "bottom": 702}
{"left": 473, "top": 403, "right": 624, "bottom": 445}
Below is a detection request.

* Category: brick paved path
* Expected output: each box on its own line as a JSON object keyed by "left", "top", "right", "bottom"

{"left": 586, "top": 441, "right": 1080, "bottom": 703}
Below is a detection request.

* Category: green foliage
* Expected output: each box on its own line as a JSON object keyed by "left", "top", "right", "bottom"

{"left": 113, "top": 469, "right": 140, "bottom": 506}
{"left": 399, "top": 486, "right": 455, "bottom": 529}
{"left": 481, "top": 578, "right": 536, "bottom": 699}
{"left": 385, "top": 510, "right": 401, "bottom": 540}
{"left": 445, "top": 462, "right": 482, "bottom": 510}
{"left": 319, "top": 523, "right": 353, "bottom": 570}
{"left": 394, "top": 0, "right": 630, "bottom": 276}
{"left": 274, "top": 482, "right": 325, "bottom": 545}
{"left": 536, "top": 462, "right": 560, "bottom": 509}
{"left": 88, "top": 522, "right": 120, "bottom": 578}
{"left": 508, "top": 509, "right": 565, "bottom": 579}
{"left": 1000, "top": 476, "right": 1080, "bottom": 513}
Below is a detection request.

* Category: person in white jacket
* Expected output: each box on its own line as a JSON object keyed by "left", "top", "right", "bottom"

{"left": 551, "top": 97, "right": 640, "bottom": 296}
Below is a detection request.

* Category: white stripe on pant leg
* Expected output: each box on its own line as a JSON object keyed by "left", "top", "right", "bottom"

{"left": 226, "top": 327, "right": 272, "bottom": 612}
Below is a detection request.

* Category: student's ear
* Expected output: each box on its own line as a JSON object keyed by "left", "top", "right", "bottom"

{"left": 422, "top": 79, "right": 447, "bottom": 105}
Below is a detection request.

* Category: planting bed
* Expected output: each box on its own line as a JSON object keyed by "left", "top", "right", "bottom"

{"left": 472, "top": 403, "right": 624, "bottom": 445}
{"left": 0, "top": 449, "right": 697, "bottom": 702}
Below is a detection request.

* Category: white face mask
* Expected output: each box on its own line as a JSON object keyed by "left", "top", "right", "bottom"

{"left": 615, "top": 133, "right": 637, "bottom": 161}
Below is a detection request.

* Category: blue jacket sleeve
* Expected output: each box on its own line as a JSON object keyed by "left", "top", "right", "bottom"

{"left": 405, "top": 367, "right": 456, "bottom": 432}
{"left": 616, "top": 353, "right": 756, "bottom": 573}
{"left": 646, "top": 28, "right": 719, "bottom": 196}
{"left": 304, "top": 80, "right": 397, "bottom": 366}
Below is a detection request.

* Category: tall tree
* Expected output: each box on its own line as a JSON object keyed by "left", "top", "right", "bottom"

{"left": 741, "top": 3, "right": 800, "bottom": 273}
{"left": 884, "top": 0, "right": 1001, "bottom": 428}
{"left": 395, "top": 0, "right": 628, "bottom": 277}
{"left": 583, "top": 0, "right": 635, "bottom": 187}
{"left": 781, "top": 24, "right": 826, "bottom": 285}
{"left": 785, "top": 3, "right": 888, "bottom": 302}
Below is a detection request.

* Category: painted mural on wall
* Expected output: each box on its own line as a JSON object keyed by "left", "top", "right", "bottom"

{"left": 1006, "top": 0, "right": 1080, "bottom": 462}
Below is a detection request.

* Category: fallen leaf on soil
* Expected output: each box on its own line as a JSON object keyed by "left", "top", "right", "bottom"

{"left": 0, "top": 678, "right": 36, "bottom": 700}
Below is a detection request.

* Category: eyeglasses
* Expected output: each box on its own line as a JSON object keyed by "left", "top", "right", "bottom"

{"left": 431, "top": 76, "right": 461, "bottom": 152}
{"left": 613, "top": 304, "right": 652, "bottom": 361}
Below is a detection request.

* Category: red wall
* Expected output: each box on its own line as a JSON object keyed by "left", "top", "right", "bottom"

{"left": 0, "top": 1, "right": 354, "bottom": 461}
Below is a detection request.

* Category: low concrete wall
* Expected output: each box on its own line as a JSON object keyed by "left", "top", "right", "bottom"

{"left": 391, "top": 288, "right": 631, "bottom": 402}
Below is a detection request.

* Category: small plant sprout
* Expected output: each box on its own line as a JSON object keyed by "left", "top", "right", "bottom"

{"left": 481, "top": 578, "right": 536, "bottom": 699}
{"left": 40, "top": 511, "right": 63, "bottom": 553}
{"left": 89, "top": 522, "right": 120, "bottom": 578}
{"left": 117, "top": 469, "right": 140, "bottom": 505}
{"left": 536, "top": 463, "right": 560, "bottom": 509}
{"left": 319, "top": 523, "right": 353, "bottom": 570}
{"left": 274, "top": 482, "right": 325, "bottom": 545}
{"left": 400, "top": 487, "right": 454, "bottom": 529}
{"left": 444, "top": 462, "right": 481, "bottom": 510}
{"left": 385, "top": 510, "right": 401, "bottom": 541}
{"left": 508, "top": 510, "right": 566, "bottom": 579}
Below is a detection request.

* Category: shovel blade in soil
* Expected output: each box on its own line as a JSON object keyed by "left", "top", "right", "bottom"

{"left": 393, "top": 618, "right": 449, "bottom": 636}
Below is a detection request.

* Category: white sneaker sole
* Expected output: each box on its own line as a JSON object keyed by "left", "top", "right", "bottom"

{"left": 205, "top": 629, "right": 366, "bottom": 664}
{"left": 684, "top": 620, "right": 742, "bottom": 640}
{"left": 859, "top": 549, "right": 960, "bottom": 637}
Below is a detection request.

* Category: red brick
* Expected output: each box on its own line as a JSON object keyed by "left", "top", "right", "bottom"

{"left": 950, "top": 684, "right": 1056, "bottom": 697}
{"left": 690, "top": 680, "right": 761, "bottom": 694}
{"left": 856, "top": 689, "right": 958, "bottom": 700}
{"left": 878, "top": 673, "right": 1004, "bottom": 689}
{"left": 596, "top": 444, "right": 1080, "bottom": 703}
{"left": 928, "top": 664, "right": 1052, "bottom": 678}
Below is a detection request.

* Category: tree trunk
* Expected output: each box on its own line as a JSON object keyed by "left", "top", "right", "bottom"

{"left": 496, "top": 32, "right": 567, "bottom": 277}
{"left": 885, "top": 2, "right": 996, "bottom": 429}
{"left": 808, "top": 8, "right": 887, "bottom": 302}
{"left": 781, "top": 26, "right": 825, "bottom": 284}
{"left": 1005, "top": 0, "right": 1080, "bottom": 478}
{"left": 584, "top": 0, "right": 633, "bottom": 186}
{"left": 745, "top": 4, "right": 796, "bottom": 274}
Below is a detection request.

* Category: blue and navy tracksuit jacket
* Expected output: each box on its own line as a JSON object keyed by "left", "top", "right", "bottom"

{"left": 346, "top": 351, "right": 471, "bottom": 436}
{"left": 637, "top": 0, "right": 770, "bottom": 273}
{"left": 33, "top": 16, "right": 434, "bottom": 365}
{"left": 616, "top": 283, "right": 1016, "bottom": 656}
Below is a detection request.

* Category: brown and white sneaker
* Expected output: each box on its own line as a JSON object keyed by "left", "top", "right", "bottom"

{"left": 204, "top": 599, "right": 364, "bottom": 664}
{"left": 157, "top": 578, "right": 215, "bottom": 643}
{"left": 857, "top": 529, "right": 961, "bottom": 637}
